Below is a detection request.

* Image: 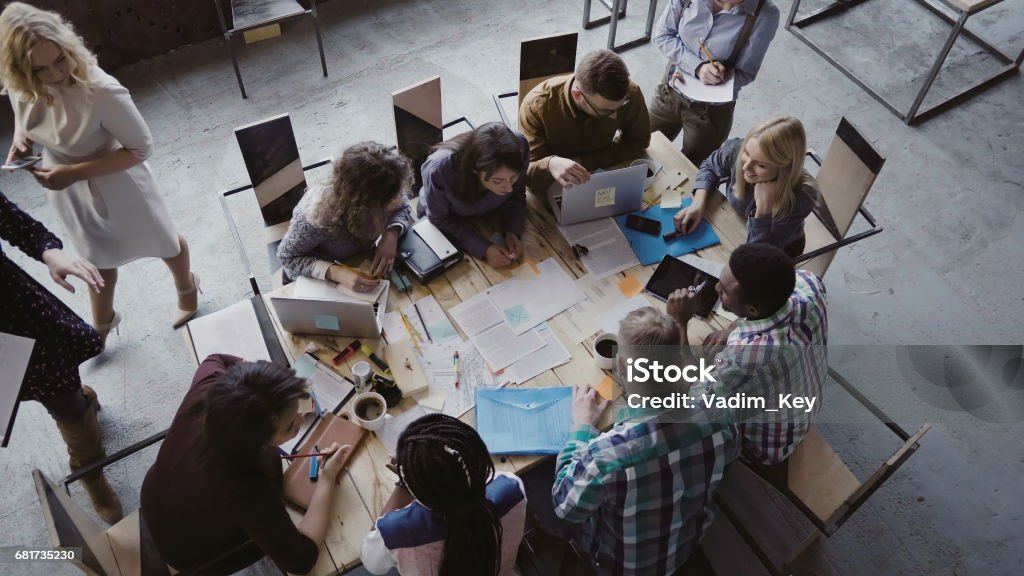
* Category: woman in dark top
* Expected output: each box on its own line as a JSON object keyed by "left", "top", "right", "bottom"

{"left": 141, "top": 355, "right": 349, "bottom": 575}
{"left": 673, "top": 116, "right": 819, "bottom": 257}
{"left": 420, "top": 122, "right": 530, "bottom": 269}
{"left": 0, "top": 191, "right": 122, "bottom": 523}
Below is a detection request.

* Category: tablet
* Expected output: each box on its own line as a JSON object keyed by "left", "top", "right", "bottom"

{"left": 644, "top": 255, "right": 720, "bottom": 319}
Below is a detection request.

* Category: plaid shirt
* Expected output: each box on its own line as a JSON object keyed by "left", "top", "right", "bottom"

{"left": 713, "top": 270, "right": 829, "bottom": 465}
{"left": 552, "top": 414, "right": 739, "bottom": 575}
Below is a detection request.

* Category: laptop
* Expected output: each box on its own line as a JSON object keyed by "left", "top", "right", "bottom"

{"left": 270, "top": 283, "right": 390, "bottom": 338}
{"left": 546, "top": 164, "right": 647, "bottom": 225}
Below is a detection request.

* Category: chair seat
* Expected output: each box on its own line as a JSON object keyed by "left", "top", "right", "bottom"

{"left": 231, "top": 0, "right": 305, "bottom": 31}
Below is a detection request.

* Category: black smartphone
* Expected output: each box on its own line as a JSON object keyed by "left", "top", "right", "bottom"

{"left": 625, "top": 214, "right": 661, "bottom": 236}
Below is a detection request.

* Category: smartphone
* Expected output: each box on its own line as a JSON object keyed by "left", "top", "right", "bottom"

{"left": 625, "top": 214, "right": 662, "bottom": 236}
{"left": 1, "top": 156, "right": 41, "bottom": 171}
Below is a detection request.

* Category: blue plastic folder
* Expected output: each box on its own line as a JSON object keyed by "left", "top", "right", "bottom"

{"left": 614, "top": 201, "right": 720, "bottom": 265}
{"left": 476, "top": 387, "right": 573, "bottom": 455}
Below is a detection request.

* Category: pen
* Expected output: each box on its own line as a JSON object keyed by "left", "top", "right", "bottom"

{"left": 698, "top": 39, "right": 717, "bottom": 67}
{"left": 332, "top": 340, "right": 361, "bottom": 365}
{"left": 413, "top": 302, "right": 432, "bottom": 342}
{"left": 361, "top": 343, "right": 391, "bottom": 374}
{"left": 453, "top": 351, "right": 461, "bottom": 389}
{"left": 282, "top": 451, "right": 330, "bottom": 460}
{"left": 689, "top": 280, "right": 708, "bottom": 295}
{"left": 309, "top": 388, "right": 324, "bottom": 417}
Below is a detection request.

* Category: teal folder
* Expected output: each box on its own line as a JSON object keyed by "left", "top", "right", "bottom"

{"left": 614, "top": 201, "right": 720, "bottom": 265}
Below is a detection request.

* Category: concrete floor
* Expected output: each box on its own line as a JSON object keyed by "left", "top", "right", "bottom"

{"left": 1, "top": 0, "right": 1022, "bottom": 574}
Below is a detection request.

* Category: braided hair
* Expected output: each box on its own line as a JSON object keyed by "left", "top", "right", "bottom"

{"left": 396, "top": 414, "right": 502, "bottom": 575}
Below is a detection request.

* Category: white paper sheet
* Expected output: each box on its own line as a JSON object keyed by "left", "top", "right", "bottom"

{"left": 188, "top": 299, "right": 271, "bottom": 362}
{"left": 293, "top": 275, "right": 387, "bottom": 304}
{"left": 559, "top": 218, "right": 640, "bottom": 280}
{"left": 505, "top": 324, "right": 572, "bottom": 385}
{"left": 677, "top": 253, "right": 725, "bottom": 278}
{"left": 486, "top": 258, "right": 585, "bottom": 335}
{"left": 377, "top": 404, "right": 429, "bottom": 457}
{"left": 381, "top": 311, "right": 408, "bottom": 344}
{"left": 450, "top": 293, "right": 545, "bottom": 370}
{"left": 598, "top": 295, "right": 655, "bottom": 335}
{"left": 558, "top": 274, "right": 630, "bottom": 343}
{"left": 0, "top": 332, "right": 34, "bottom": 446}
{"left": 443, "top": 341, "right": 503, "bottom": 417}
{"left": 670, "top": 70, "right": 735, "bottom": 104}
{"left": 409, "top": 295, "right": 459, "bottom": 344}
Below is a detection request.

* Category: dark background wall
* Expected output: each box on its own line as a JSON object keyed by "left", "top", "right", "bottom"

{"left": 10, "top": 0, "right": 318, "bottom": 70}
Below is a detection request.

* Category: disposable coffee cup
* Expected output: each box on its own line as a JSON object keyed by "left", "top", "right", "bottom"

{"left": 351, "top": 391, "right": 387, "bottom": 431}
{"left": 593, "top": 332, "right": 618, "bottom": 370}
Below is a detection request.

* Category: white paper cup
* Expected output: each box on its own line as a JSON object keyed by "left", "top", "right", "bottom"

{"left": 351, "top": 391, "right": 387, "bottom": 431}
{"left": 630, "top": 158, "right": 661, "bottom": 186}
{"left": 593, "top": 332, "right": 618, "bottom": 370}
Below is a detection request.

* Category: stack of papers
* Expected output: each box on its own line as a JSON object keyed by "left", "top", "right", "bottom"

{"left": 558, "top": 274, "right": 639, "bottom": 343}
{"left": 476, "top": 387, "right": 573, "bottom": 454}
{"left": 188, "top": 299, "right": 271, "bottom": 362}
{"left": 558, "top": 218, "right": 640, "bottom": 280}
{"left": 448, "top": 293, "right": 545, "bottom": 370}
{"left": 380, "top": 295, "right": 459, "bottom": 346}
{"left": 485, "top": 258, "right": 585, "bottom": 335}
{"left": 597, "top": 295, "right": 655, "bottom": 335}
{"left": 416, "top": 341, "right": 506, "bottom": 417}
{"left": 503, "top": 323, "right": 572, "bottom": 385}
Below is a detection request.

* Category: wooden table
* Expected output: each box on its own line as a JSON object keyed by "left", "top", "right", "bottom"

{"left": 194, "top": 132, "right": 751, "bottom": 574}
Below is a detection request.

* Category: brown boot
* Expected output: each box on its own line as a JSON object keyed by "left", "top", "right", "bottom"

{"left": 54, "top": 387, "right": 123, "bottom": 524}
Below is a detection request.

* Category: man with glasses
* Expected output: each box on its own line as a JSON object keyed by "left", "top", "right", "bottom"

{"left": 519, "top": 49, "right": 651, "bottom": 193}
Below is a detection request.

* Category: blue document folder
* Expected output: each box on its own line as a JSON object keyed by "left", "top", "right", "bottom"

{"left": 476, "top": 387, "right": 573, "bottom": 455}
{"left": 614, "top": 201, "right": 721, "bottom": 265}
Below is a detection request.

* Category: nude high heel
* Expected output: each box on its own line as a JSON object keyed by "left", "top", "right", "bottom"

{"left": 172, "top": 272, "right": 202, "bottom": 329}
{"left": 93, "top": 311, "right": 122, "bottom": 352}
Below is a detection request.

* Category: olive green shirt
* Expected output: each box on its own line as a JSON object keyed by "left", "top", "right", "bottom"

{"left": 518, "top": 74, "right": 652, "bottom": 192}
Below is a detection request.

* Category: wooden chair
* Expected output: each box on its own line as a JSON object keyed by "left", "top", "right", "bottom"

{"left": 711, "top": 369, "right": 932, "bottom": 576}
{"left": 34, "top": 468, "right": 173, "bottom": 576}
{"left": 392, "top": 76, "right": 475, "bottom": 195}
{"left": 223, "top": 113, "right": 332, "bottom": 292}
{"left": 213, "top": 0, "right": 328, "bottom": 99}
{"left": 793, "top": 117, "right": 885, "bottom": 278}
{"left": 493, "top": 32, "right": 579, "bottom": 129}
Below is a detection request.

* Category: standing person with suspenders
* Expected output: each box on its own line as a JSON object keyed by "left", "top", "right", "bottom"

{"left": 648, "top": 0, "right": 781, "bottom": 165}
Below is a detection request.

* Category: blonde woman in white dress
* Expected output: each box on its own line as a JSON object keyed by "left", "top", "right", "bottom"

{"left": 0, "top": 3, "right": 199, "bottom": 347}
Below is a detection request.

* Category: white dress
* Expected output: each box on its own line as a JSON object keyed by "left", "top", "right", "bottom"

{"left": 11, "top": 66, "right": 179, "bottom": 268}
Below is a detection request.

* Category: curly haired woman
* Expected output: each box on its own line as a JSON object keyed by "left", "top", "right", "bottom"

{"left": 277, "top": 141, "right": 413, "bottom": 292}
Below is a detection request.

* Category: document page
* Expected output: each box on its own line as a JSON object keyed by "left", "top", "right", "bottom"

{"left": 189, "top": 299, "right": 271, "bottom": 362}
{"left": 377, "top": 404, "right": 429, "bottom": 457}
{"left": 450, "top": 293, "right": 544, "bottom": 370}
{"left": 559, "top": 218, "right": 640, "bottom": 279}
{"left": 558, "top": 274, "right": 630, "bottom": 342}
{"left": 505, "top": 323, "right": 572, "bottom": 385}
{"left": 486, "top": 258, "right": 585, "bottom": 335}
{"left": 670, "top": 70, "right": 735, "bottom": 104}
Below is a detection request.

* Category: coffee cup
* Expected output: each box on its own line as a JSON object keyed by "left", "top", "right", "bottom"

{"left": 350, "top": 391, "right": 387, "bottom": 431}
{"left": 593, "top": 332, "right": 618, "bottom": 370}
{"left": 630, "top": 158, "right": 661, "bottom": 186}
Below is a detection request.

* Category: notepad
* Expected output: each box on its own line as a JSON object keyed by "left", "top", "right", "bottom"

{"left": 476, "top": 387, "right": 573, "bottom": 454}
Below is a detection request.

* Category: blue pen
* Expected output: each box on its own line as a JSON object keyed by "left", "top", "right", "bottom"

{"left": 310, "top": 388, "right": 324, "bottom": 417}
{"left": 309, "top": 444, "right": 320, "bottom": 481}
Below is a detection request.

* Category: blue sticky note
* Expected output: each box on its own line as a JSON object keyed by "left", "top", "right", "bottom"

{"left": 313, "top": 314, "right": 340, "bottom": 331}
{"left": 614, "top": 201, "right": 720, "bottom": 265}
{"left": 503, "top": 304, "right": 531, "bottom": 328}
{"left": 429, "top": 320, "right": 458, "bottom": 343}
{"left": 292, "top": 354, "right": 317, "bottom": 379}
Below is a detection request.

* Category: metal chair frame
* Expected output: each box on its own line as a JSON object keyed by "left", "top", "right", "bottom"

{"left": 583, "top": 0, "right": 660, "bottom": 53}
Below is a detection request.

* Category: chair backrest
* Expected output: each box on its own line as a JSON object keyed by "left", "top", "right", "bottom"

{"left": 392, "top": 76, "right": 444, "bottom": 193}
{"left": 800, "top": 117, "right": 884, "bottom": 277}
{"left": 33, "top": 468, "right": 120, "bottom": 575}
{"left": 782, "top": 426, "right": 861, "bottom": 531}
{"left": 518, "top": 32, "right": 578, "bottom": 107}
{"left": 234, "top": 113, "right": 308, "bottom": 285}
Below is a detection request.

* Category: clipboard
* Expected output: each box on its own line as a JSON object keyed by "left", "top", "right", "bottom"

{"left": 282, "top": 413, "right": 366, "bottom": 509}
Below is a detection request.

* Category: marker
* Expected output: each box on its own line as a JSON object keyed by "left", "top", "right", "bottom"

{"left": 453, "top": 351, "right": 461, "bottom": 389}
{"left": 663, "top": 230, "right": 684, "bottom": 241}
{"left": 361, "top": 343, "right": 391, "bottom": 374}
{"left": 309, "top": 444, "right": 321, "bottom": 481}
{"left": 413, "top": 302, "right": 432, "bottom": 342}
{"left": 332, "top": 340, "right": 361, "bottom": 366}
{"left": 309, "top": 388, "right": 324, "bottom": 417}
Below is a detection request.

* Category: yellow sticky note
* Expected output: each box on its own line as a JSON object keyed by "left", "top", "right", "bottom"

{"left": 595, "top": 376, "right": 615, "bottom": 401}
{"left": 524, "top": 258, "right": 540, "bottom": 275}
{"left": 618, "top": 275, "right": 643, "bottom": 298}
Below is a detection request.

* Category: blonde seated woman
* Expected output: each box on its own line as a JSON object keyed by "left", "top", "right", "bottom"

{"left": 0, "top": 3, "right": 199, "bottom": 348}
{"left": 673, "top": 116, "right": 820, "bottom": 258}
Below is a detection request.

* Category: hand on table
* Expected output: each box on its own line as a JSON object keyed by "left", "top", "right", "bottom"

{"left": 485, "top": 244, "right": 514, "bottom": 268}
{"left": 330, "top": 265, "right": 380, "bottom": 293}
{"left": 504, "top": 232, "right": 523, "bottom": 261}
{"left": 372, "top": 228, "right": 400, "bottom": 277}
{"left": 673, "top": 200, "right": 705, "bottom": 234}
{"left": 572, "top": 382, "right": 610, "bottom": 428}
{"left": 319, "top": 442, "right": 352, "bottom": 483}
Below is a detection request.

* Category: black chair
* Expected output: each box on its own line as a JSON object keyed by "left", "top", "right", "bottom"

{"left": 493, "top": 32, "right": 579, "bottom": 130}
{"left": 213, "top": 0, "right": 328, "bottom": 99}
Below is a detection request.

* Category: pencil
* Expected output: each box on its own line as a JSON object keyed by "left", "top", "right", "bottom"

{"left": 413, "top": 302, "right": 432, "bottom": 342}
{"left": 335, "top": 261, "right": 375, "bottom": 281}
{"left": 698, "top": 40, "right": 717, "bottom": 67}
{"left": 282, "top": 451, "right": 330, "bottom": 460}
{"left": 398, "top": 310, "right": 423, "bottom": 354}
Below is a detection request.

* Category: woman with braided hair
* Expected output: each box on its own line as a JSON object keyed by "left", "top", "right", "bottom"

{"left": 361, "top": 413, "right": 528, "bottom": 575}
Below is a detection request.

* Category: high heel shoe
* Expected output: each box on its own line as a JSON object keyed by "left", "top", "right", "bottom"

{"left": 172, "top": 272, "right": 202, "bottom": 329}
{"left": 93, "top": 311, "right": 122, "bottom": 352}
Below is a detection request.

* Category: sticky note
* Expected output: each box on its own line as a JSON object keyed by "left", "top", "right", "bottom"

{"left": 594, "top": 186, "right": 617, "bottom": 208}
{"left": 504, "top": 304, "right": 531, "bottom": 328}
{"left": 617, "top": 275, "right": 643, "bottom": 298}
{"left": 660, "top": 187, "right": 682, "bottom": 209}
{"left": 524, "top": 258, "right": 540, "bottom": 275}
{"left": 595, "top": 376, "right": 615, "bottom": 401}
{"left": 292, "top": 354, "right": 317, "bottom": 379}
{"left": 313, "top": 314, "right": 340, "bottom": 331}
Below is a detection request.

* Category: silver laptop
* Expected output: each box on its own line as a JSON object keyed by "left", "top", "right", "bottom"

{"left": 546, "top": 164, "right": 647, "bottom": 225}
{"left": 270, "top": 284, "right": 389, "bottom": 338}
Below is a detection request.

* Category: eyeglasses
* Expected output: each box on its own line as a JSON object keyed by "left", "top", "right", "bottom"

{"left": 578, "top": 87, "right": 630, "bottom": 118}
